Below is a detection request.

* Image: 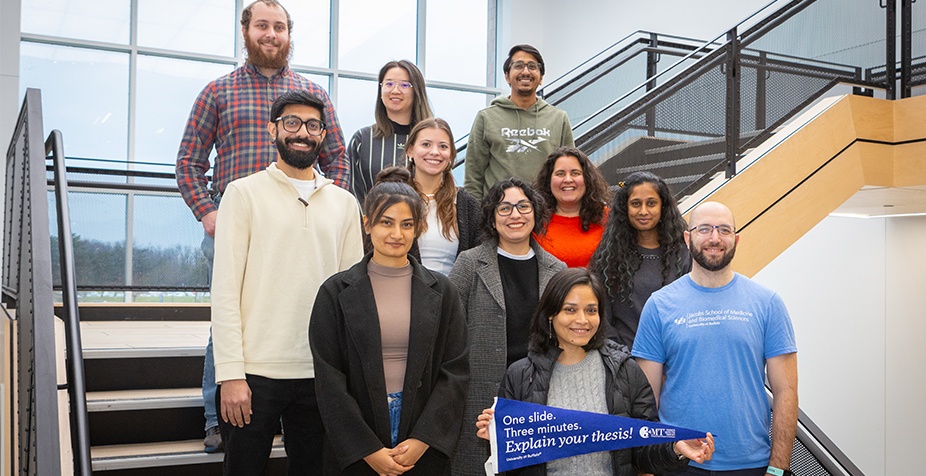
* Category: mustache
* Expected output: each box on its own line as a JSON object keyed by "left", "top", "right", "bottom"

{"left": 285, "top": 137, "right": 318, "bottom": 148}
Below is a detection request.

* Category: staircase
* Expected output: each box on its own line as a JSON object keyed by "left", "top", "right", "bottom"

{"left": 75, "top": 304, "right": 286, "bottom": 475}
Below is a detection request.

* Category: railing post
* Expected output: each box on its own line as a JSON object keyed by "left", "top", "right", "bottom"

{"left": 900, "top": 0, "right": 912, "bottom": 98}
{"left": 47, "top": 130, "right": 93, "bottom": 475}
{"left": 886, "top": 0, "right": 897, "bottom": 99}
{"left": 645, "top": 32, "right": 659, "bottom": 136}
{"left": 724, "top": 28, "right": 740, "bottom": 179}
{"left": 755, "top": 51, "right": 768, "bottom": 131}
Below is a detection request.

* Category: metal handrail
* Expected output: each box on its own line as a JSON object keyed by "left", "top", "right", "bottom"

{"left": 46, "top": 130, "right": 92, "bottom": 476}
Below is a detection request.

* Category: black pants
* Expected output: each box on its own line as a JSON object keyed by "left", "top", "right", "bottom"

{"left": 217, "top": 374, "right": 324, "bottom": 475}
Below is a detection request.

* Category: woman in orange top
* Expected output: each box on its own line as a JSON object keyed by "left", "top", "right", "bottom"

{"left": 533, "top": 146, "right": 611, "bottom": 267}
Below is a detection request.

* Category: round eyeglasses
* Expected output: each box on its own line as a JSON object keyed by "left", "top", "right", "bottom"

{"left": 275, "top": 116, "right": 326, "bottom": 136}
{"left": 496, "top": 200, "right": 534, "bottom": 216}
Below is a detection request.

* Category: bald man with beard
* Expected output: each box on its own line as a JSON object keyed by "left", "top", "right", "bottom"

{"left": 632, "top": 202, "right": 799, "bottom": 476}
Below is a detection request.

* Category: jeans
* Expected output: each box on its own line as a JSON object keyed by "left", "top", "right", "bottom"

{"left": 387, "top": 391, "right": 403, "bottom": 447}
{"left": 202, "top": 209, "right": 217, "bottom": 431}
{"left": 217, "top": 374, "right": 324, "bottom": 475}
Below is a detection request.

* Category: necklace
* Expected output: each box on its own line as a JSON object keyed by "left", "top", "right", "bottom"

{"left": 636, "top": 250, "right": 661, "bottom": 260}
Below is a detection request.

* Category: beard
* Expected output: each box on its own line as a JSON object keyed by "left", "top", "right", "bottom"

{"left": 690, "top": 239, "right": 736, "bottom": 272}
{"left": 275, "top": 135, "right": 319, "bottom": 170}
{"left": 244, "top": 34, "right": 291, "bottom": 71}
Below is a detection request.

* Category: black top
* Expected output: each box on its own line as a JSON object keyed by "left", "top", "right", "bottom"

{"left": 498, "top": 253, "right": 539, "bottom": 368}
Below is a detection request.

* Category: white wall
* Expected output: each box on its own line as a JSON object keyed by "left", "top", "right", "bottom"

{"left": 500, "top": 0, "right": 780, "bottom": 82}
{"left": 753, "top": 215, "right": 926, "bottom": 475}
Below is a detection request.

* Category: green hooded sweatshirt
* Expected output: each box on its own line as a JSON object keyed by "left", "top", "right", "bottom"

{"left": 463, "top": 96, "right": 575, "bottom": 200}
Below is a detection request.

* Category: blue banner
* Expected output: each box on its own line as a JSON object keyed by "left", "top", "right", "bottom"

{"left": 487, "top": 397, "right": 708, "bottom": 473}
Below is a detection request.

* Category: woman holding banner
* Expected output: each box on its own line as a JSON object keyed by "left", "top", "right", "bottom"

{"left": 476, "top": 268, "right": 713, "bottom": 475}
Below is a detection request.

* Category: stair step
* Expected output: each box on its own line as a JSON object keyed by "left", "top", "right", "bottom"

{"left": 66, "top": 302, "right": 211, "bottom": 322}
{"left": 91, "top": 437, "right": 285, "bottom": 471}
{"left": 81, "top": 321, "right": 210, "bottom": 359}
{"left": 87, "top": 388, "right": 202, "bottom": 412}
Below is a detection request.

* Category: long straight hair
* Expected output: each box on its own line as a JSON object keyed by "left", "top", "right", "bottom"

{"left": 406, "top": 118, "right": 458, "bottom": 240}
{"left": 373, "top": 60, "right": 433, "bottom": 138}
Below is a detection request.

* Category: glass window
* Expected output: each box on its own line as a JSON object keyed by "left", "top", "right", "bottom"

{"left": 336, "top": 77, "right": 379, "bottom": 141}
{"left": 21, "top": 0, "right": 131, "bottom": 44}
{"left": 132, "top": 194, "right": 209, "bottom": 287}
{"left": 338, "top": 0, "right": 417, "bottom": 73}
{"left": 426, "top": 87, "right": 492, "bottom": 145}
{"left": 137, "top": 0, "right": 235, "bottom": 56}
{"left": 426, "top": 0, "right": 488, "bottom": 85}
{"left": 135, "top": 55, "right": 233, "bottom": 166}
{"left": 287, "top": 0, "right": 332, "bottom": 68}
{"left": 20, "top": 43, "right": 129, "bottom": 164}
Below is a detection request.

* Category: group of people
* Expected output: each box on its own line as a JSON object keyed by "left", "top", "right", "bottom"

{"left": 175, "top": 1, "right": 799, "bottom": 476}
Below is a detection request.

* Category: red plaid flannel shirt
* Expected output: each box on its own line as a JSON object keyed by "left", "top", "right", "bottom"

{"left": 176, "top": 63, "right": 348, "bottom": 220}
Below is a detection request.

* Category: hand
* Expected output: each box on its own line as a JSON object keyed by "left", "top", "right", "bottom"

{"left": 391, "top": 438, "right": 428, "bottom": 467}
{"left": 363, "top": 447, "right": 413, "bottom": 476}
{"left": 674, "top": 432, "right": 715, "bottom": 464}
{"left": 201, "top": 210, "right": 218, "bottom": 237}
{"left": 475, "top": 408, "right": 494, "bottom": 440}
{"left": 220, "top": 379, "right": 252, "bottom": 428}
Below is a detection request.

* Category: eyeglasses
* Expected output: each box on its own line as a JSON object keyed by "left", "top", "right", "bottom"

{"left": 496, "top": 200, "right": 534, "bottom": 216}
{"left": 381, "top": 80, "right": 413, "bottom": 91}
{"left": 275, "top": 116, "right": 325, "bottom": 136}
{"left": 689, "top": 224, "right": 735, "bottom": 237}
{"left": 510, "top": 61, "right": 540, "bottom": 72}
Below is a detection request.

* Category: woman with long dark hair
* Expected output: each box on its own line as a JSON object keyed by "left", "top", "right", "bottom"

{"left": 311, "top": 180, "right": 469, "bottom": 475}
{"left": 589, "top": 171, "right": 690, "bottom": 349}
{"left": 533, "top": 146, "right": 611, "bottom": 268}
{"left": 348, "top": 60, "right": 433, "bottom": 205}
{"left": 475, "top": 268, "right": 713, "bottom": 475}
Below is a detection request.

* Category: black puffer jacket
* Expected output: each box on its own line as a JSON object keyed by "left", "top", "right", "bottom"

{"left": 499, "top": 341, "right": 690, "bottom": 476}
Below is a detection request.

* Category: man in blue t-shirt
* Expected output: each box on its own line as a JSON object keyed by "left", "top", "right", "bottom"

{"left": 632, "top": 202, "right": 798, "bottom": 476}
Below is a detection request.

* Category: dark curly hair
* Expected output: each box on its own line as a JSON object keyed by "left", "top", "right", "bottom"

{"left": 533, "top": 146, "right": 611, "bottom": 232}
{"left": 588, "top": 172, "right": 688, "bottom": 303}
{"left": 479, "top": 177, "right": 548, "bottom": 241}
{"left": 529, "top": 268, "right": 608, "bottom": 353}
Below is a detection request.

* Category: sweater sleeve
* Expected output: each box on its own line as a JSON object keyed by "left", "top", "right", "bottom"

{"left": 338, "top": 200, "right": 365, "bottom": 272}
{"left": 562, "top": 111, "right": 575, "bottom": 148}
{"left": 211, "top": 182, "right": 251, "bottom": 382}
{"left": 463, "top": 111, "right": 489, "bottom": 200}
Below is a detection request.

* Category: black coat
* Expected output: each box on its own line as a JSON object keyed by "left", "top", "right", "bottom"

{"left": 310, "top": 255, "right": 471, "bottom": 475}
{"left": 500, "top": 341, "right": 689, "bottom": 476}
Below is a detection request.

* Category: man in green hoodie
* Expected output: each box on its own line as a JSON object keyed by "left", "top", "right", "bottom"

{"left": 464, "top": 44, "right": 575, "bottom": 200}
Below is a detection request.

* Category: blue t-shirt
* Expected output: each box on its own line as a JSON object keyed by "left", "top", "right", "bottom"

{"left": 631, "top": 273, "right": 797, "bottom": 471}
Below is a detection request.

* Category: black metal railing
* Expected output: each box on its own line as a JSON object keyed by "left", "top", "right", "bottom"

{"left": 4, "top": 89, "right": 65, "bottom": 475}
{"left": 46, "top": 129, "right": 93, "bottom": 476}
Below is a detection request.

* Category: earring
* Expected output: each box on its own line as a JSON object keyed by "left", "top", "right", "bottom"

{"left": 548, "top": 319, "right": 553, "bottom": 339}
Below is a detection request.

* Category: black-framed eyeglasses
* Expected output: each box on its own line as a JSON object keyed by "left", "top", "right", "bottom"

{"left": 689, "top": 224, "right": 735, "bottom": 237}
{"left": 496, "top": 200, "right": 534, "bottom": 216}
{"left": 275, "top": 116, "right": 326, "bottom": 135}
{"left": 510, "top": 61, "right": 540, "bottom": 72}
{"left": 381, "top": 80, "right": 413, "bottom": 91}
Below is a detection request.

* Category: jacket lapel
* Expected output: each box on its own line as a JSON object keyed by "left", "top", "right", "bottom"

{"left": 401, "top": 263, "right": 441, "bottom": 433}
{"left": 339, "top": 272, "right": 391, "bottom": 440}
{"left": 476, "top": 242, "right": 506, "bottom": 312}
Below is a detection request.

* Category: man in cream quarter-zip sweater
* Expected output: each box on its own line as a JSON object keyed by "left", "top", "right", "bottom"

{"left": 211, "top": 90, "right": 363, "bottom": 474}
{"left": 464, "top": 44, "right": 575, "bottom": 200}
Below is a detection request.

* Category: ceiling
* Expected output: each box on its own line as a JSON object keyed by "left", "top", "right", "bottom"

{"left": 831, "top": 185, "right": 926, "bottom": 218}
